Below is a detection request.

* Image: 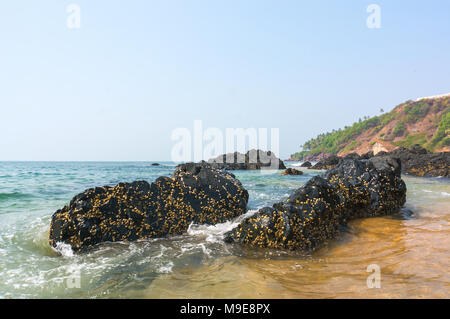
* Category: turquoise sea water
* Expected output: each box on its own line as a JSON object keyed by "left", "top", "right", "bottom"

{"left": 0, "top": 162, "right": 449, "bottom": 298}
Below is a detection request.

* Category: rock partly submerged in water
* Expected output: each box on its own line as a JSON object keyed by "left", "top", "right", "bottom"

{"left": 309, "top": 154, "right": 341, "bottom": 170}
{"left": 300, "top": 161, "right": 312, "bottom": 168}
{"left": 224, "top": 156, "right": 406, "bottom": 251}
{"left": 281, "top": 168, "right": 303, "bottom": 176}
{"left": 387, "top": 146, "right": 449, "bottom": 178}
{"left": 49, "top": 161, "right": 249, "bottom": 252}
{"left": 208, "top": 149, "right": 286, "bottom": 170}
{"left": 307, "top": 145, "right": 449, "bottom": 178}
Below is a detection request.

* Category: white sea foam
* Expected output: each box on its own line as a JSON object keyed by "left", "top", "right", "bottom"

{"left": 198, "top": 243, "right": 212, "bottom": 256}
{"left": 158, "top": 261, "right": 174, "bottom": 274}
{"left": 180, "top": 243, "right": 196, "bottom": 254}
{"left": 53, "top": 242, "right": 74, "bottom": 257}
{"left": 187, "top": 209, "right": 258, "bottom": 243}
{"left": 153, "top": 245, "right": 166, "bottom": 258}
{"left": 441, "top": 192, "right": 450, "bottom": 197}
{"left": 256, "top": 193, "right": 270, "bottom": 199}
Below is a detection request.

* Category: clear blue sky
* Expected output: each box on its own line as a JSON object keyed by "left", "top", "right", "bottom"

{"left": 1, "top": 0, "right": 449, "bottom": 160}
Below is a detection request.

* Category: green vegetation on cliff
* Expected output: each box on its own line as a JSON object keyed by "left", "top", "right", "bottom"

{"left": 430, "top": 111, "right": 450, "bottom": 148}
{"left": 291, "top": 111, "right": 396, "bottom": 158}
{"left": 291, "top": 96, "right": 450, "bottom": 160}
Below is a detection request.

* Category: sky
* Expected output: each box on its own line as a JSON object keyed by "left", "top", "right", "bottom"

{"left": 1, "top": 0, "right": 449, "bottom": 161}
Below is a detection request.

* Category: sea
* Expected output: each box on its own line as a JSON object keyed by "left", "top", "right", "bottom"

{"left": 0, "top": 161, "right": 448, "bottom": 298}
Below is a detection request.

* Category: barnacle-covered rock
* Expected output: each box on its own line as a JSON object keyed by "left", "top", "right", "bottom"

{"left": 208, "top": 149, "right": 286, "bottom": 170}
{"left": 49, "top": 161, "right": 249, "bottom": 252}
{"left": 224, "top": 156, "right": 406, "bottom": 251}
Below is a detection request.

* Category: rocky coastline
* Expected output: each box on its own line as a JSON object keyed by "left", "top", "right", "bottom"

{"left": 307, "top": 145, "right": 449, "bottom": 178}
{"left": 49, "top": 153, "right": 408, "bottom": 254}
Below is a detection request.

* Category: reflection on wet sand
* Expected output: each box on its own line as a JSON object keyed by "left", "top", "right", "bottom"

{"left": 144, "top": 200, "right": 449, "bottom": 298}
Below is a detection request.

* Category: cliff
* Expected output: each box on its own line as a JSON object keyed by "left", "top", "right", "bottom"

{"left": 292, "top": 94, "right": 450, "bottom": 160}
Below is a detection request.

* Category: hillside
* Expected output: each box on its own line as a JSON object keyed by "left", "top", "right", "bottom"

{"left": 291, "top": 94, "right": 450, "bottom": 160}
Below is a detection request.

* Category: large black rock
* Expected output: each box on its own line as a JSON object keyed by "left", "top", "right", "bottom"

{"left": 385, "top": 146, "right": 449, "bottom": 177}
{"left": 309, "top": 154, "right": 342, "bottom": 170}
{"left": 49, "top": 162, "right": 249, "bottom": 252}
{"left": 208, "top": 149, "right": 286, "bottom": 170}
{"left": 308, "top": 146, "right": 449, "bottom": 178}
{"left": 224, "top": 156, "right": 406, "bottom": 251}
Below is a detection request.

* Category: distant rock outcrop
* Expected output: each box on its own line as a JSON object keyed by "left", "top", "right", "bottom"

{"left": 386, "top": 146, "right": 449, "bottom": 177}
{"left": 225, "top": 156, "right": 407, "bottom": 251}
{"left": 310, "top": 154, "right": 341, "bottom": 170}
{"left": 208, "top": 150, "right": 286, "bottom": 170}
{"left": 281, "top": 168, "right": 303, "bottom": 176}
{"left": 300, "top": 161, "right": 312, "bottom": 168}
{"left": 307, "top": 145, "right": 449, "bottom": 178}
{"left": 49, "top": 162, "right": 249, "bottom": 252}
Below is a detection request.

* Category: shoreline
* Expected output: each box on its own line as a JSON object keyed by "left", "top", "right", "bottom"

{"left": 0, "top": 161, "right": 449, "bottom": 298}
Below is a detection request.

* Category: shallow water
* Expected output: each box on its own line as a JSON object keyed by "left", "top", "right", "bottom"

{"left": 0, "top": 162, "right": 448, "bottom": 298}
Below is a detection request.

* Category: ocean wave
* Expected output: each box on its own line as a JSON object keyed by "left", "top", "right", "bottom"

{"left": 0, "top": 192, "right": 34, "bottom": 201}
{"left": 420, "top": 190, "right": 450, "bottom": 197}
